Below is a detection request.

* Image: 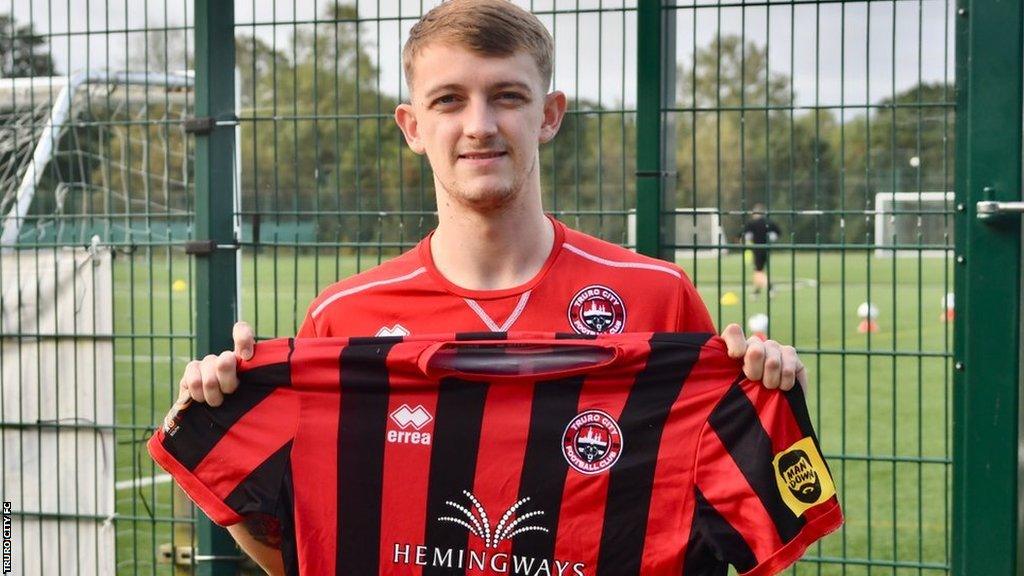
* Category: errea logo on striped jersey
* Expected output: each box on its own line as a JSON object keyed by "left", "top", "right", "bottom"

{"left": 387, "top": 404, "right": 433, "bottom": 446}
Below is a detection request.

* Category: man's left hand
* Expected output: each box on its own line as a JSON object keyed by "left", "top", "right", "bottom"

{"left": 720, "top": 323, "right": 805, "bottom": 391}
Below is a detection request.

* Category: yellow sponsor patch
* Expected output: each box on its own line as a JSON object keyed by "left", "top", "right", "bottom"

{"left": 773, "top": 436, "right": 836, "bottom": 517}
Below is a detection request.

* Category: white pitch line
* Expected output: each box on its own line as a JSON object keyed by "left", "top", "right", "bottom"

{"left": 115, "top": 474, "right": 172, "bottom": 491}
{"left": 114, "top": 355, "right": 193, "bottom": 364}
{"left": 699, "top": 278, "right": 820, "bottom": 293}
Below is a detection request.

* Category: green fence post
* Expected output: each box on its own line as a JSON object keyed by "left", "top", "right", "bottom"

{"left": 952, "top": 0, "right": 1023, "bottom": 574}
{"left": 635, "top": 0, "right": 664, "bottom": 258}
{"left": 193, "top": 0, "right": 239, "bottom": 574}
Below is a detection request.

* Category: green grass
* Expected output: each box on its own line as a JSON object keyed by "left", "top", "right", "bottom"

{"left": 109, "top": 248, "right": 953, "bottom": 575}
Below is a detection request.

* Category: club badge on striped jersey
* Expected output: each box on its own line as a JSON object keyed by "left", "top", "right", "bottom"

{"left": 773, "top": 436, "right": 836, "bottom": 516}
{"left": 567, "top": 285, "right": 626, "bottom": 335}
{"left": 562, "top": 409, "right": 623, "bottom": 474}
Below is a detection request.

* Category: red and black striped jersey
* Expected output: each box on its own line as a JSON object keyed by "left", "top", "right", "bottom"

{"left": 149, "top": 332, "right": 842, "bottom": 576}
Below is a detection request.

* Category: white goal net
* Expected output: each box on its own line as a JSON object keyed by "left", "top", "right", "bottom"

{"left": 628, "top": 208, "right": 728, "bottom": 258}
{"left": 0, "top": 71, "right": 195, "bottom": 246}
{"left": 873, "top": 192, "right": 955, "bottom": 258}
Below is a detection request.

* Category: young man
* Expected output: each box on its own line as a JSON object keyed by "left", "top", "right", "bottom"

{"left": 174, "top": 1, "right": 805, "bottom": 572}
{"left": 741, "top": 203, "right": 782, "bottom": 299}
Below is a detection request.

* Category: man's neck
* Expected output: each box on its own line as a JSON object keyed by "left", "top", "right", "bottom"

{"left": 430, "top": 202, "right": 554, "bottom": 292}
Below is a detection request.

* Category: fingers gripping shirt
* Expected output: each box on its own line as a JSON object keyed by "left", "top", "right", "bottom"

{"left": 149, "top": 333, "right": 842, "bottom": 576}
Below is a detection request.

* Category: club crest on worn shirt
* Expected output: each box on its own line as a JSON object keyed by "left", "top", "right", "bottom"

{"left": 562, "top": 409, "right": 624, "bottom": 474}
{"left": 773, "top": 436, "right": 837, "bottom": 516}
{"left": 567, "top": 285, "right": 626, "bottom": 335}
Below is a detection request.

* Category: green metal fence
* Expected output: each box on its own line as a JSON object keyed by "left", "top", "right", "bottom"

{"left": 0, "top": 0, "right": 200, "bottom": 571}
{"left": 0, "top": 0, "right": 1019, "bottom": 574}
{"left": 650, "top": 1, "right": 958, "bottom": 574}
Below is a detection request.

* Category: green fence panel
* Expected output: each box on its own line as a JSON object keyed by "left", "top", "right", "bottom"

{"left": 193, "top": 0, "right": 240, "bottom": 574}
{"left": 952, "top": 0, "right": 1022, "bottom": 574}
{"left": 0, "top": 0, "right": 202, "bottom": 573}
{"left": 658, "top": 0, "right": 956, "bottom": 574}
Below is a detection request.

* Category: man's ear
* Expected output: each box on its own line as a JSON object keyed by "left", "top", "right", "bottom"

{"left": 395, "top": 102, "right": 425, "bottom": 154}
{"left": 539, "top": 90, "right": 567, "bottom": 144}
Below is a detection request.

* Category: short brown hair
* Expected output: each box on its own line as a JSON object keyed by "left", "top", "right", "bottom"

{"left": 403, "top": 0, "right": 554, "bottom": 92}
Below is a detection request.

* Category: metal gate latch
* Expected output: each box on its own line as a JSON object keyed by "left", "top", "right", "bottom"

{"left": 977, "top": 200, "right": 1024, "bottom": 220}
{"left": 184, "top": 240, "right": 239, "bottom": 256}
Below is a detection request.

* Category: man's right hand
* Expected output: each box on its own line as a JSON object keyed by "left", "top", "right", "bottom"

{"left": 179, "top": 321, "right": 255, "bottom": 407}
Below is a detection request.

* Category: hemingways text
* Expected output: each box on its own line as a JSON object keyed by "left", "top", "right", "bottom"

{"left": 3, "top": 501, "right": 11, "bottom": 573}
{"left": 393, "top": 544, "right": 585, "bottom": 576}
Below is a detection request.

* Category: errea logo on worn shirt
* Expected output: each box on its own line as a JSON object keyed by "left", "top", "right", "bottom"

{"left": 388, "top": 404, "right": 433, "bottom": 446}
{"left": 376, "top": 324, "right": 410, "bottom": 337}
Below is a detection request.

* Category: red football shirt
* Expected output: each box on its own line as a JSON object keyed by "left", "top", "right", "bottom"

{"left": 149, "top": 332, "right": 842, "bottom": 576}
{"left": 297, "top": 217, "right": 714, "bottom": 338}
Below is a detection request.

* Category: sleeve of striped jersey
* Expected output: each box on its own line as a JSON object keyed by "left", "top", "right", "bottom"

{"left": 691, "top": 381, "right": 843, "bottom": 576}
{"left": 148, "top": 357, "right": 299, "bottom": 526}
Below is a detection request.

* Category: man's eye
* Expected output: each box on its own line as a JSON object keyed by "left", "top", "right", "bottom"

{"left": 433, "top": 95, "right": 458, "bottom": 106}
{"left": 498, "top": 92, "right": 525, "bottom": 101}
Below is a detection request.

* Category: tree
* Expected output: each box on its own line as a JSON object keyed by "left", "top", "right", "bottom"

{"left": 0, "top": 14, "right": 56, "bottom": 77}
{"left": 673, "top": 34, "right": 842, "bottom": 243}
{"left": 541, "top": 96, "right": 637, "bottom": 243}
{"left": 126, "top": 28, "right": 192, "bottom": 73}
{"left": 835, "top": 82, "right": 955, "bottom": 198}
{"left": 236, "top": 2, "right": 428, "bottom": 246}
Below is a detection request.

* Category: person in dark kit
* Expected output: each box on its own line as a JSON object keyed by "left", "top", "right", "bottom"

{"left": 742, "top": 203, "right": 781, "bottom": 298}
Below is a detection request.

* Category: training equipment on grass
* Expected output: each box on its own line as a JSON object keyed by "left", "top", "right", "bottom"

{"left": 720, "top": 291, "right": 739, "bottom": 306}
{"left": 857, "top": 301, "right": 880, "bottom": 333}
{"left": 747, "top": 313, "right": 768, "bottom": 340}
{"left": 941, "top": 292, "right": 955, "bottom": 322}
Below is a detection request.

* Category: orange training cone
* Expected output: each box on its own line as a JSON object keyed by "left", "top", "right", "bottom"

{"left": 940, "top": 292, "right": 955, "bottom": 322}
{"left": 857, "top": 302, "right": 880, "bottom": 333}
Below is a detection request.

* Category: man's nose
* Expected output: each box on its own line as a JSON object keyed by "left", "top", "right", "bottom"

{"left": 463, "top": 99, "right": 498, "bottom": 139}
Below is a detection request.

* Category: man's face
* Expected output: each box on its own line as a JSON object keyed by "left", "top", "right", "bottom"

{"left": 395, "top": 44, "right": 566, "bottom": 212}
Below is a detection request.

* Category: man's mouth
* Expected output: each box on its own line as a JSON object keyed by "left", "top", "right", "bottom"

{"left": 459, "top": 151, "right": 507, "bottom": 160}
